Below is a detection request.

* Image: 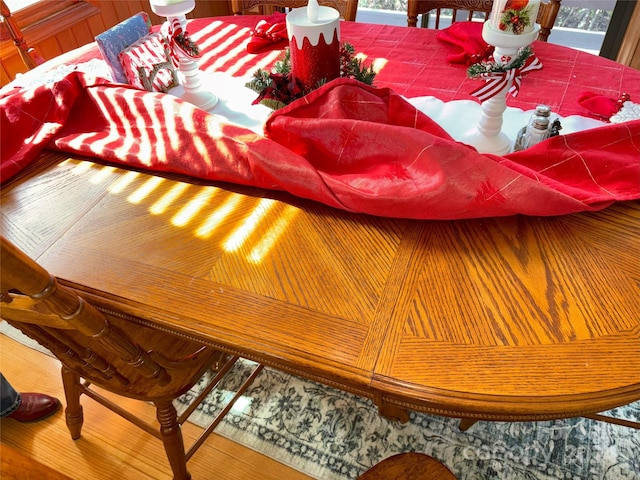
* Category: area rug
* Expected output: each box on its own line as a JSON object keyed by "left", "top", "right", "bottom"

{"left": 177, "top": 359, "right": 640, "bottom": 480}
{"left": 2, "top": 322, "right": 638, "bottom": 480}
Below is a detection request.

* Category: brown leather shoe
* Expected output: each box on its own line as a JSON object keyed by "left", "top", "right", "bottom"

{"left": 6, "top": 393, "right": 61, "bottom": 423}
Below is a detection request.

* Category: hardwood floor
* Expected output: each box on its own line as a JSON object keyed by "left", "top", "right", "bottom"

{"left": 0, "top": 334, "right": 313, "bottom": 480}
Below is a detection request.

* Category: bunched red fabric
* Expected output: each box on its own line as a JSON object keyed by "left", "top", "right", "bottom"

{"left": 577, "top": 91, "right": 626, "bottom": 120}
{"left": 435, "top": 21, "right": 494, "bottom": 65}
{"left": 247, "top": 12, "right": 289, "bottom": 54}
{"left": 1, "top": 73, "right": 639, "bottom": 219}
{"left": 265, "top": 79, "right": 640, "bottom": 218}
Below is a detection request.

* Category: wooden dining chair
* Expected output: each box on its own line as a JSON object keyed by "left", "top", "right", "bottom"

{"left": 0, "top": 0, "right": 45, "bottom": 69}
{"left": 407, "top": 0, "right": 561, "bottom": 42}
{"left": 231, "top": 0, "right": 358, "bottom": 21}
{"left": 358, "top": 452, "right": 458, "bottom": 480}
{"left": 0, "top": 236, "right": 263, "bottom": 480}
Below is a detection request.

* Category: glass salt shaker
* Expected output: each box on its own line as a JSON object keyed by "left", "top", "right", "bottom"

{"left": 529, "top": 105, "right": 551, "bottom": 128}
{"left": 523, "top": 105, "right": 551, "bottom": 148}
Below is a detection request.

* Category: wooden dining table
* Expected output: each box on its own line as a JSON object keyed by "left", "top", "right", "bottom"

{"left": 1, "top": 15, "right": 639, "bottom": 426}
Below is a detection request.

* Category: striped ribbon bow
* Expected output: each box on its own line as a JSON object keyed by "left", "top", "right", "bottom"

{"left": 471, "top": 54, "right": 543, "bottom": 102}
{"left": 162, "top": 18, "right": 200, "bottom": 68}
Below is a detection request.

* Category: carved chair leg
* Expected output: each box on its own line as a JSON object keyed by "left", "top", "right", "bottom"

{"left": 155, "top": 401, "right": 191, "bottom": 480}
{"left": 60, "top": 366, "right": 84, "bottom": 440}
{"left": 459, "top": 418, "right": 477, "bottom": 431}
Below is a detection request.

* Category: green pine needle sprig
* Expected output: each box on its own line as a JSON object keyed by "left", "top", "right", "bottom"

{"left": 246, "top": 42, "right": 376, "bottom": 109}
{"left": 467, "top": 46, "right": 533, "bottom": 78}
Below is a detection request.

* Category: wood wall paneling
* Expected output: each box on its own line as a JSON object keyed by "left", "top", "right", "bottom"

{"left": 112, "top": 0, "right": 138, "bottom": 23}
{"left": 93, "top": 0, "right": 119, "bottom": 30}
{"left": 71, "top": 12, "right": 98, "bottom": 46}
{"left": 0, "top": 63, "right": 10, "bottom": 84}
{"left": 0, "top": 55, "right": 20, "bottom": 83}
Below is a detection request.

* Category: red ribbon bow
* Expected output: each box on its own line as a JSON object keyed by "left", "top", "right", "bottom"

{"left": 577, "top": 91, "right": 631, "bottom": 120}
{"left": 247, "top": 13, "right": 288, "bottom": 54}
{"left": 471, "top": 54, "right": 543, "bottom": 102}
{"left": 252, "top": 19, "right": 288, "bottom": 42}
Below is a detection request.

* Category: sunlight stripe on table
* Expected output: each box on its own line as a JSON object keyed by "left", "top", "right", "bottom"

{"left": 223, "top": 198, "right": 276, "bottom": 252}
{"left": 149, "top": 182, "right": 190, "bottom": 216}
{"left": 196, "top": 194, "right": 243, "bottom": 240}
{"left": 248, "top": 205, "right": 299, "bottom": 263}
{"left": 108, "top": 170, "right": 140, "bottom": 195}
{"left": 127, "top": 176, "right": 164, "bottom": 205}
{"left": 89, "top": 165, "right": 117, "bottom": 184}
{"left": 172, "top": 187, "right": 218, "bottom": 227}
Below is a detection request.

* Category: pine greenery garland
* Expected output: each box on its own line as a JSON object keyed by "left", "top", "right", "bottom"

{"left": 246, "top": 42, "right": 376, "bottom": 110}
{"left": 272, "top": 49, "right": 292, "bottom": 75}
{"left": 340, "top": 43, "right": 377, "bottom": 85}
{"left": 467, "top": 46, "right": 532, "bottom": 78}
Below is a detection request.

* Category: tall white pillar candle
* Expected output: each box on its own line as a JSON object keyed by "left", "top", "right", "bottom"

{"left": 286, "top": 0, "right": 340, "bottom": 93}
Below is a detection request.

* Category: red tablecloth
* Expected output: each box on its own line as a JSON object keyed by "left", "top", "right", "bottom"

{"left": 1, "top": 16, "right": 639, "bottom": 220}
{"left": 12, "top": 16, "right": 636, "bottom": 118}
{"left": 187, "top": 16, "right": 640, "bottom": 118}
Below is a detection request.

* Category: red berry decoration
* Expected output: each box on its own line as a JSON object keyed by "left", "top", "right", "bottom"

{"left": 505, "top": 0, "right": 529, "bottom": 10}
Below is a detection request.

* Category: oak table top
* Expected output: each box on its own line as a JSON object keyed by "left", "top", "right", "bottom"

{"left": 2, "top": 152, "right": 639, "bottom": 422}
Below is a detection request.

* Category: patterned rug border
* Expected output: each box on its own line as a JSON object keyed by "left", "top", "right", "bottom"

{"left": 176, "top": 358, "right": 640, "bottom": 480}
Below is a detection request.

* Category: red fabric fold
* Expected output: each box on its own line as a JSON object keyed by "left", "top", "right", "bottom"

{"left": 2, "top": 73, "right": 639, "bottom": 220}
{"left": 247, "top": 12, "right": 288, "bottom": 54}
{"left": 577, "top": 90, "right": 625, "bottom": 120}
{"left": 265, "top": 79, "right": 640, "bottom": 218}
{"left": 436, "top": 21, "right": 494, "bottom": 65}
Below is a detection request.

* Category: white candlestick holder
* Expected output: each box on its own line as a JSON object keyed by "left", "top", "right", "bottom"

{"left": 149, "top": 0, "right": 218, "bottom": 111}
{"left": 461, "top": 0, "right": 544, "bottom": 154}
{"left": 460, "top": 23, "right": 537, "bottom": 155}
